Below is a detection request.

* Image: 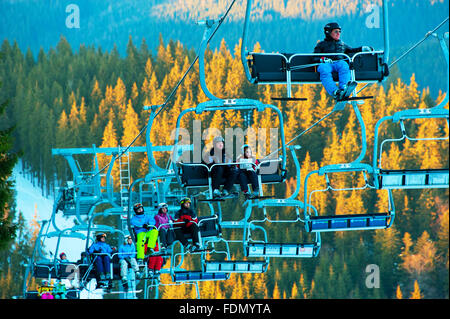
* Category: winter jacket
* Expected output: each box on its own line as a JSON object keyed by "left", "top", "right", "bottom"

{"left": 206, "top": 147, "right": 233, "bottom": 165}
{"left": 88, "top": 241, "right": 113, "bottom": 255}
{"left": 131, "top": 214, "right": 155, "bottom": 234}
{"left": 237, "top": 155, "right": 260, "bottom": 172}
{"left": 313, "top": 37, "right": 362, "bottom": 62}
{"left": 174, "top": 207, "right": 198, "bottom": 228}
{"left": 154, "top": 211, "right": 173, "bottom": 230}
{"left": 118, "top": 243, "right": 136, "bottom": 259}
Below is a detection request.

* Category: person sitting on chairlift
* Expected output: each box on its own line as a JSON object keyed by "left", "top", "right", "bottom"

{"left": 130, "top": 203, "right": 159, "bottom": 265}
{"left": 237, "top": 144, "right": 260, "bottom": 199}
{"left": 154, "top": 202, "right": 175, "bottom": 252}
{"left": 205, "top": 136, "right": 239, "bottom": 198}
{"left": 87, "top": 233, "right": 114, "bottom": 288}
{"left": 314, "top": 22, "right": 373, "bottom": 101}
{"left": 118, "top": 235, "right": 140, "bottom": 290}
{"left": 173, "top": 197, "right": 201, "bottom": 253}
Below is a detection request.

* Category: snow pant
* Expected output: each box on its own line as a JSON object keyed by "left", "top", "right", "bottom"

{"left": 148, "top": 256, "right": 163, "bottom": 271}
{"left": 211, "top": 165, "right": 239, "bottom": 192}
{"left": 94, "top": 254, "right": 111, "bottom": 277}
{"left": 147, "top": 243, "right": 163, "bottom": 271}
{"left": 238, "top": 169, "right": 259, "bottom": 192}
{"left": 174, "top": 223, "right": 200, "bottom": 246}
{"left": 158, "top": 227, "right": 175, "bottom": 248}
{"left": 317, "top": 60, "right": 351, "bottom": 95}
{"left": 120, "top": 257, "right": 139, "bottom": 279}
{"left": 136, "top": 229, "right": 158, "bottom": 260}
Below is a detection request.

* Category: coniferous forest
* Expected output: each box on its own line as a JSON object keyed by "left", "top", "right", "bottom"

{"left": 0, "top": 33, "right": 448, "bottom": 299}
{"left": 0, "top": 0, "right": 449, "bottom": 300}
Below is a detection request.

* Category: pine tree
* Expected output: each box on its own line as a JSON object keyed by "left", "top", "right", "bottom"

{"left": 121, "top": 99, "right": 142, "bottom": 147}
{"left": 98, "top": 117, "right": 120, "bottom": 188}
{"left": 410, "top": 280, "right": 422, "bottom": 299}
{"left": 272, "top": 282, "right": 281, "bottom": 299}
{"left": 396, "top": 285, "right": 403, "bottom": 299}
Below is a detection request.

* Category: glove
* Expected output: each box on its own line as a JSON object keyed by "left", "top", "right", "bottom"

{"left": 143, "top": 224, "right": 150, "bottom": 230}
{"left": 320, "top": 57, "right": 333, "bottom": 63}
{"left": 362, "top": 46, "right": 373, "bottom": 52}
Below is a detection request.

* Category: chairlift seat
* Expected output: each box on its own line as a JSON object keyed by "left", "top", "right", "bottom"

{"left": 77, "top": 264, "right": 96, "bottom": 280}
{"left": 174, "top": 216, "right": 221, "bottom": 241}
{"left": 377, "top": 168, "right": 449, "bottom": 189}
{"left": 203, "top": 260, "right": 268, "bottom": 273}
{"left": 172, "top": 271, "right": 229, "bottom": 282}
{"left": 33, "top": 263, "right": 58, "bottom": 278}
{"left": 245, "top": 242, "right": 318, "bottom": 258}
{"left": 177, "top": 162, "right": 286, "bottom": 188}
{"left": 248, "top": 52, "right": 387, "bottom": 84}
{"left": 307, "top": 213, "right": 392, "bottom": 232}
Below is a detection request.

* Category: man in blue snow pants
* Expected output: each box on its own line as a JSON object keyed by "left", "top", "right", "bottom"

{"left": 314, "top": 22, "right": 373, "bottom": 100}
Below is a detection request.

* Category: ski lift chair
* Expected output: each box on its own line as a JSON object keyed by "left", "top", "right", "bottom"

{"left": 303, "top": 164, "right": 395, "bottom": 232}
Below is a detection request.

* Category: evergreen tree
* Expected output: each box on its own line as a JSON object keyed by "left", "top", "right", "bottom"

{"left": 0, "top": 79, "right": 19, "bottom": 250}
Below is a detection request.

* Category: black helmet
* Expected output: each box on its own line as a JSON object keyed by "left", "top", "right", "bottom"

{"left": 96, "top": 233, "right": 106, "bottom": 241}
{"left": 324, "top": 22, "right": 341, "bottom": 37}
{"left": 133, "top": 203, "right": 144, "bottom": 214}
{"left": 180, "top": 197, "right": 191, "bottom": 207}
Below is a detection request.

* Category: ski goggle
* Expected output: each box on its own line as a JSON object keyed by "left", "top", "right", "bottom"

{"left": 180, "top": 198, "right": 191, "bottom": 205}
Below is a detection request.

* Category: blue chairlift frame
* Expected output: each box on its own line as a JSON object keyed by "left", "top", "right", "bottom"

{"left": 171, "top": 98, "right": 288, "bottom": 199}
{"left": 240, "top": 0, "right": 391, "bottom": 98}
{"left": 303, "top": 164, "right": 395, "bottom": 232}
{"left": 242, "top": 145, "right": 321, "bottom": 258}
{"left": 372, "top": 32, "right": 449, "bottom": 190}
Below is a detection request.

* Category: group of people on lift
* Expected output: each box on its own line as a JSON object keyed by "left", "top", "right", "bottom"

{"left": 84, "top": 196, "right": 203, "bottom": 289}
{"left": 207, "top": 136, "right": 260, "bottom": 200}
{"left": 74, "top": 21, "right": 373, "bottom": 291}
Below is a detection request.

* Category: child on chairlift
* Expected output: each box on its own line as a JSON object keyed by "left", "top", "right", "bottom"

{"left": 237, "top": 144, "right": 260, "bottom": 199}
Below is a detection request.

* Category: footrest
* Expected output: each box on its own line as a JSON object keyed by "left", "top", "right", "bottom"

{"left": 378, "top": 169, "right": 449, "bottom": 189}
{"left": 307, "top": 213, "right": 391, "bottom": 232}
{"left": 246, "top": 243, "right": 317, "bottom": 258}
{"left": 172, "top": 271, "right": 229, "bottom": 282}
{"left": 203, "top": 260, "right": 268, "bottom": 273}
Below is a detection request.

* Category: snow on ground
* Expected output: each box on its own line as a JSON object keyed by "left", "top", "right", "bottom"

{"left": 12, "top": 163, "right": 85, "bottom": 262}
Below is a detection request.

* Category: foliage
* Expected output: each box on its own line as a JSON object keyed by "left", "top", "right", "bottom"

{"left": 0, "top": 30, "right": 448, "bottom": 298}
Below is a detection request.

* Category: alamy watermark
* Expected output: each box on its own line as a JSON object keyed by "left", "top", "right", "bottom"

{"left": 365, "top": 264, "right": 380, "bottom": 288}
{"left": 365, "top": 4, "right": 380, "bottom": 29}
{"left": 66, "top": 4, "right": 80, "bottom": 29}
{"left": 171, "top": 120, "right": 280, "bottom": 174}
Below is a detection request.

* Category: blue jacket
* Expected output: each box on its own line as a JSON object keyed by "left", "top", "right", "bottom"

{"left": 118, "top": 243, "right": 136, "bottom": 259}
{"left": 88, "top": 241, "right": 113, "bottom": 255}
{"left": 130, "top": 214, "right": 155, "bottom": 234}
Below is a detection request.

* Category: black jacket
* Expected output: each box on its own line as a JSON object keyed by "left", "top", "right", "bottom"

{"left": 313, "top": 37, "right": 362, "bottom": 62}
{"left": 174, "top": 207, "right": 197, "bottom": 221}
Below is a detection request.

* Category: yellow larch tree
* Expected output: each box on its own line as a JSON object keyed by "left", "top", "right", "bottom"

{"left": 410, "top": 280, "right": 423, "bottom": 299}
{"left": 396, "top": 285, "right": 403, "bottom": 299}
{"left": 272, "top": 282, "right": 281, "bottom": 299}
{"left": 98, "top": 116, "right": 120, "bottom": 189}
{"left": 290, "top": 282, "right": 299, "bottom": 299}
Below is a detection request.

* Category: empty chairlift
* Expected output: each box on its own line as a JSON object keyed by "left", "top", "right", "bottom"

{"left": 373, "top": 108, "right": 449, "bottom": 189}
{"left": 303, "top": 164, "right": 395, "bottom": 232}
{"left": 373, "top": 31, "right": 449, "bottom": 190}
